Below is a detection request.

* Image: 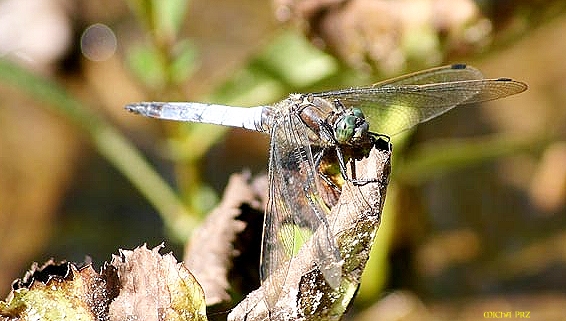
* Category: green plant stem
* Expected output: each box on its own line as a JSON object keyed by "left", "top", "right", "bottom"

{"left": 397, "top": 134, "right": 545, "bottom": 185}
{"left": 0, "top": 58, "right": 195, "bottom": 241}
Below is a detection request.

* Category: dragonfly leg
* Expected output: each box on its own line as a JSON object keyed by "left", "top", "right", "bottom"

{"left": 370, "top": 132, "right": 393, "bottom": 152}
{"left": 317, "top": 117, "right": 371, "bottom": 186}
{"left": 316, "top": 116, "right": 387, "bottom": 186}
{"left": 335, "top": 135, "right": 392, "bottom": 186}
{"left": 334, "top": 145, "right": 378, "bottom": 185}
{"left": 333, "top": 145, "right": 350, "bottom": 182}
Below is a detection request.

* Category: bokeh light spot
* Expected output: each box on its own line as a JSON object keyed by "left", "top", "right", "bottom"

{"left": 80, "top": 23, "right": 117, "bottom": 62}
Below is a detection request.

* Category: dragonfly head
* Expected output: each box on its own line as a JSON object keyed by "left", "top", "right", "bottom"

{"left": 334, "top": 108, "right": 369, "bottom": 144}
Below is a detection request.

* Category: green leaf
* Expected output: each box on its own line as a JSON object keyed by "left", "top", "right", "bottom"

{"left": 126, "top": 0, "right": 189, "bottom": 40}
{"left": 127, "top": 45, "right": 167, "bottom": 89}
{"left": 260, "top": 31, "right": 338, "bottom": 87}
{"left": 171, "top": 40, "right": 198, "bottom": 85}
{"left": 154, "top": 0, "right": 190, "bottom": 39}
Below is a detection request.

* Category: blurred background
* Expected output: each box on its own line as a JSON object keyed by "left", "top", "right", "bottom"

{"left": 1, "top": 0, "right": 565, "bottom": 320}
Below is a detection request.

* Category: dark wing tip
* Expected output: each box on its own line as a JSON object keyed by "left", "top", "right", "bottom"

{"left": 496, "top": 78, "right": 529, "bottom": 93}
{"left": 451, "top": 63, "right": 468, "bottom": 70}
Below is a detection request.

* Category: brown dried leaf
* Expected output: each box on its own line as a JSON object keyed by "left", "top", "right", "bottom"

{"left": 1, "top": 245, "right": 207, "bottom": 321}
{"left": 0, "top": 260, "right": 118, "bottom": 321}
{"left": 184, "top": 173, "right": 266, "bottom": 306}
{"left": 109, "top": 244, "right": 207, "bottom": 321}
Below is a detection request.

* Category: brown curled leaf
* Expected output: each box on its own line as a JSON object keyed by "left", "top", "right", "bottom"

{"left": 184, "top": 173, "right": 266, "bottom": 306}
{"left": 1, "top": 245, "right": 207, "bottom": 321}
{"left": 109, "top": 244, "right": 207, "bottom": 321}
{"left": 1, "top": 260, "right": 118, "bottom": 321}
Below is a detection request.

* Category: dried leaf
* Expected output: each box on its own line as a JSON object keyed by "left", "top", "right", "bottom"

{"left": 109, "top": 244, "right": 207, "bottom": 321}
{"left": 184, "top": 173, "right": 265, "bottom": 306}
{"left": 1, "top": 245, "right": 207, "bottom": 321}
{"left": 0, "top": 260, "right": 118, "bottom": 321}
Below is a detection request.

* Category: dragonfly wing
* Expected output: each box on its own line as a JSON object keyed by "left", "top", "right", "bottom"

{"left": 374, "top": 64, "right": 483, "bottom": 85}
{"left": 261, "top": 109, "right": 342, "bottom": 307}
{"left": 314, "top": 64, "right": 527, "bottom": 136}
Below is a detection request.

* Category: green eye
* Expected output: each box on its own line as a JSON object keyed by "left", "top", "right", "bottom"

{"left": 334, "top": 108, "right": 369, "bottom": 143}
{"left": 334, "top": 115, "right": 356, "bottom": 143}
{"left": 352, "top": 107, "right": 365, "bottom": 119}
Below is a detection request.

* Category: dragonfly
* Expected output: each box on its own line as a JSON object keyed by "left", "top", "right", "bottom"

{"left": 126, "top": 64, "right": 527, "bottom": 305}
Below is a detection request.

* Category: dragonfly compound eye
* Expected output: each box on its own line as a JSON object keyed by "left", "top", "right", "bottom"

{"left": 351, "top": 107, "right": 365, "bottom": 119}
{"left": 334, "top": 107, "right": 369, "bottom": 143}
{"left": 334, "top": 115, "right": 357, "bottom": 143}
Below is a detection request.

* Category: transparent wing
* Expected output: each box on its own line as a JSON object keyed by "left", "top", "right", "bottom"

{"left": 313, "top": 64, "right": 528, "bottom": 135}
{"left": 261, "top": 109, "right": 341, "bottom": 307}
